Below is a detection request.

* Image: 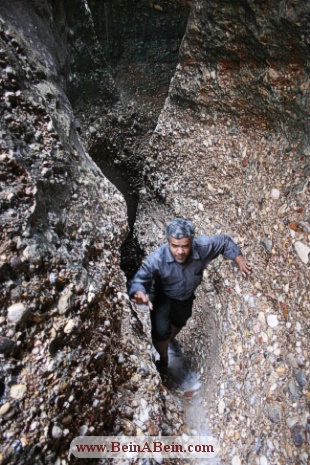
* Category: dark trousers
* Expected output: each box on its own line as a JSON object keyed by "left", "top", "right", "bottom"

{"left": 149, "top": 292, "right": 195, "bottom": 341}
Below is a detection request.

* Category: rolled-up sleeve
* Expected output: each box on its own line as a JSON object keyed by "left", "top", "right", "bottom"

{"left": 129, "top": 257, "right": 154, "bottom": 297}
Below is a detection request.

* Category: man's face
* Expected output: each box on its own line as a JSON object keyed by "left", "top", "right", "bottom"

{"left": 168, "top": 236, "right": 192, "bottom": 264}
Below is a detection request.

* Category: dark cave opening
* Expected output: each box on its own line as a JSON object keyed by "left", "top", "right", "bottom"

{"left": 86, "top": 138, "right": 146, "bottom": 281}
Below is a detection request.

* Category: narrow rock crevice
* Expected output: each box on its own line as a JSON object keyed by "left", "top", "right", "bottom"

{"left": 65, "top": 0, "right": 193, "bottom": 281}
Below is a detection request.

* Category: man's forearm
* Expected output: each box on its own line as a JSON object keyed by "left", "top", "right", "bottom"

{"left": 128, "top": 260, "right": 153, "bottom": 297}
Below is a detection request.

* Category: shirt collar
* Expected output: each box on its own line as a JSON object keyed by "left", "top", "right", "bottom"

{"left": 164, "top": 241, "right": 200, "bottom": 263}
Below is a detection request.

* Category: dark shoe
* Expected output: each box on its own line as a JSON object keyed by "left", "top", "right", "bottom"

{"left": 155, "top": 359, "right": 169, "bottom": 381}
{"left": 155, "top": 358, "right": 168, "bottom": 370}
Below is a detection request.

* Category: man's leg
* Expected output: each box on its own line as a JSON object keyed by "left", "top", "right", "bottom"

{"left": 169, "top": 325, "right": 182, "bottom": 343}
{"left": 152, "top": 339, "right": 169, "bottom": 366}
{"left": 169, "top": 295, "right": 195, "bottom": 343}
{"left": 149, "top": 292, "right": 172, "bottom": 367}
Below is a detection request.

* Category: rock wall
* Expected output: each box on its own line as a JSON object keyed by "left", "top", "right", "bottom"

{"left": 0, "top": 1, "right": 184, "bottom": 464}
{"left": 134, "top": 0, "right": 310, "bottom": 463}
{"left": 0, "top": 0, "right": 309, "bottom": 464}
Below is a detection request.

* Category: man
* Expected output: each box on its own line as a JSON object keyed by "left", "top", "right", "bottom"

{"left": 129, "top": 218, "right": 252, "bottom": 373}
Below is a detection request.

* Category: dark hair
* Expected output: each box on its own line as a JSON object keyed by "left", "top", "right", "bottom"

{"left": 166, "top": 218, "right": 195, "bottom": 240}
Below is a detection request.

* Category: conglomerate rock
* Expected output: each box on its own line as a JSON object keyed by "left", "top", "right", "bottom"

{"left": 0, "top": 0, "right": 309, "bottom": 464}
{"left": 0, "top": 2, "right": 184, "bottom": 464}
{"left": 133, "top": 1, "right": 310, "bottom": 464}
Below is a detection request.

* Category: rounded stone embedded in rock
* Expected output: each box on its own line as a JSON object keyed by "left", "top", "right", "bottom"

{"left": 64, "top": 319, "right": 75, "bottom": 334}
{"left": 290, "top": 424, "right": 306, "bottom": 446}
{"left": 267, "top": 315, "right": 279, "bottom": 328}
{"left": 232, "top": 456, "right": 242, "bottom": 465}
{"left": 259, "top": 456, "right": 268, "bottom": 465}
{"left": 57, "top": 289, "right": 73, "bottom": 315}
{"left": 245, "top": 318, "right": 253, "bottom": 330}
{"left": 0, "top": 337, "right": 15, "bottom": 354}
{"left": 218, "top": 399, "right": 225, "bottom": 414}
{"left": 52, "top": 424, "right": 63, "bottom": 439}
{"left": 286, "top": 353, "right": 299, "bottom": 368}
{"left": 288, "top": 378, "right": 299, "bottom": 399}
{"left": 271, "top": 188, "right": 280, "bottom": 200}
{"left": 79, "top": 425, "right": 88, "bottom": 436}
{"left": 7, "top": 303, "right": 27, "bottom": 324}
{"left": 10, "top": 384, "right": 27, "bottom": 399}
{"left": 296, "top": 371, "right": 307, "bottom": 388}
{"left": 268, "top": 405, "right": 282, "bottom": 423}
{"left": 140, "top": 361, "right": 150, "bottom": 376}
{"left": 260, "top": 237, "right": 273, "bottom": 254}
{"left": 0, "top": 402, "right": 11, "bottom": 417}
{"left": 294, "top": 241, "right": 310, "bottom": 264}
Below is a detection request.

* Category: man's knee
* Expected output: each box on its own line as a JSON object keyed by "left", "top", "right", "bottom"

{"left": 151, "top": 321, "right": 171, "bottom": 341}
{"left": 150, "top": 292, "right": 172, "bottom": 341}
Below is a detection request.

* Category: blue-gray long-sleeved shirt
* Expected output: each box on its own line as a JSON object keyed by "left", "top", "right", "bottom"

{"left": 129, "top": 235, "right": 241, "bottom": 301}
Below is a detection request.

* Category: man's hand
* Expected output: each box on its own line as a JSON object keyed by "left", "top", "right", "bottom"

{"left": 235, "top": 255, "right": 252, "bottom": 278}
{"left": 131, "top": 291, "right": 153, "bottom": 310}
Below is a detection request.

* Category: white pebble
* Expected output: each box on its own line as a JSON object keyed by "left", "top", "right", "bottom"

{"left": 64, "top": 319, "right": 75, "bottom": 334}
{"left": 271, "top": 188, "right": 280, "bottom": 199}
{"left": 10, "top": 384, "right": 27, "bottom": 399}
{"left": 294, "top": 241, "right": 310, "bottom": 264}
{"left": 232, "top": 457, "right": 242, "bottom": 465}
{"left": 52, "top": 424, "right": 63, "bottom": 438}
{"left": 260, "top": 332, "right": 269, "bottom": 342}
{"left": 218, "top": 399, "right": 225, "bottom": 414}
{"left": 267, "top": 315, "right": 279, "bottom": 328}
{"left": 260, "top": 456, "right": 268, "bottom": 465}
{"left": 7, "top": 303, "right": 27, "bottom": 324}
{"left": 79, "top": 425, "right": 88, "bottom": 436}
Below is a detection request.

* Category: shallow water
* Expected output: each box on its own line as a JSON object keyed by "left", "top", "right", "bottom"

{"left": 165, "top": 343, "right": 221, "bottom": 465}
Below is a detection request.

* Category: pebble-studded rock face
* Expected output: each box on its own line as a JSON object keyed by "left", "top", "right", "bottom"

{"left": 132, "top": 0, "right": 310, "bottom": 464}
{"left": 0, "top": 0, "right": 309, "bottom": 464}
{"left": 0, "top": 1, "right": 186, "bottom": 464}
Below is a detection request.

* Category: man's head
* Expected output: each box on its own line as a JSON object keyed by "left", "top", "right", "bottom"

{"left": 166, "top": 218, "right": 195, "bottom": 263}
